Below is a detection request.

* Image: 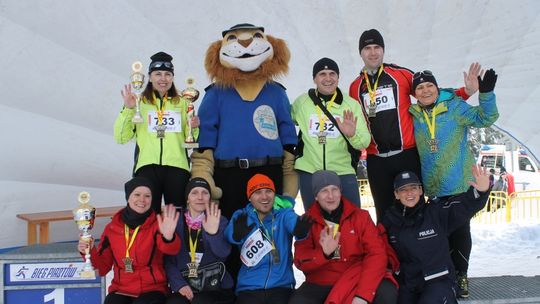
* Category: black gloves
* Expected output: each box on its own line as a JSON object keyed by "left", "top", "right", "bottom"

{"left": 478, "top": 69, "right": 498, "bottom": 93}
{"left": 233, "top": 212, "right": 255, "bottom": 242}
{"left": 293, "top": 215, "right": 313, "bottom": 239}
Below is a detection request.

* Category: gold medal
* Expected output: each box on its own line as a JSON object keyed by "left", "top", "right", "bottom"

{"left": 368, "top": 103, "right": 377, "bottom": 118}
{"left": 187, "top": 262, "right": 198, "bottom": 278}
{"left": 332, "top": 244, "right": 341, "bottom": 260}
{"left": 271, "top": 248, "right": 280, "bottom": 264}
{"left": 318, "top": 131, "right": 327, "bottom": 144}
{"left": 428, "top": 138, "right": 438, "bottom": 153}
{"left": 123, "top": 257, "right": 133, "bottom": 273}
{"left": 155, "top": 125, "right": 167, "bottom": 139}
{"left": 364, "top": 66, "right": 384, "bottom": 119}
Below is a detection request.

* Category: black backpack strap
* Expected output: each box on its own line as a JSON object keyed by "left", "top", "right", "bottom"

{"left": 307, "top": 89, "right": 359, "bottom": 169}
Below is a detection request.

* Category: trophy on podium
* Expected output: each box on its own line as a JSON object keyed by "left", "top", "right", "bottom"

{"left": 130, "top": 61, "right": 145, "bottom": 124}
{"left": 181, "top": 77, "right": 200, "bottom": 149}
{"left": 73, "top": 191, "right": 97, "bottom": 279}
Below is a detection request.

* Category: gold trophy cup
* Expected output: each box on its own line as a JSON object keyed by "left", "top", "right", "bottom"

{"left": 131, "top": 61, "right": 145, "bottom": 124}
{"left": 181, "top": 77, "right": 200, "bottom": 149}
{"left": 73, "top": 191, "right": 97, "bottom": 279}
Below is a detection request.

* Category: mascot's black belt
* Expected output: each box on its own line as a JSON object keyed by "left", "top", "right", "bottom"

{"left": 216, "top": 157, "right": 283, "bottom": 169}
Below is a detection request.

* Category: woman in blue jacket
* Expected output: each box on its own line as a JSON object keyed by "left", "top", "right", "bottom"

{"left": 165, "top": 178, "right": 234, "bottom": 304}
{"left": 409, "top": 68, "right": 498, "bottom": 298}
{"left": 382, "top": 165, "right": 490, "bottom": 303}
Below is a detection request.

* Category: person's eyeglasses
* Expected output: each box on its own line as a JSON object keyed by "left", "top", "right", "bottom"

{"left": 413, "top": 70, "right": 433, "bottom": 80}
{"left": 150, "top": 61, "right": 174, "bottom": 69}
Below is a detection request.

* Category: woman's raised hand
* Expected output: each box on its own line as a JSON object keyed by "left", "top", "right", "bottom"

{"left": 202, "top": 201, "right": 221, "bottom": 235}
{"left": 468, "top": 164, "right": 490, "bottom": 192}
{"left": 157, "top": 204, "right": 179, "bottom": 241}
{"left": 120, "top": 84, "right": 137, "bottom": 109}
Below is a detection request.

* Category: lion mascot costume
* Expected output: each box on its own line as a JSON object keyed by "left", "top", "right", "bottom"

{"left": 191, "top": 23, "right": 297, "bottom": 219}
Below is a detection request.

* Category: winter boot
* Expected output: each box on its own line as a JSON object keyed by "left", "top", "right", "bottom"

{"left": 457, "top": 272, "right": 470, "bottom": 298}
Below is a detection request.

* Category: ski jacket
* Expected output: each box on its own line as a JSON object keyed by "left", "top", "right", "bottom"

{"left": 349, "top": 63, "right": 469, "bottom": 156}
{"left": 114, "top": 95, "right": 196, "bottom": 173}
{"left": 294, "top": 198, "right": 387, "bottom": 303}
{"left": 409, "top": 90, "right": 498, "bottom": 197}
{"left": 291, "top": 88, "right": 370, "bottom": 175}
{"left": 382, "top": 187, "right": 489, "bottom": 291}
{"left": 224, "top": 196, "right": 298, "bottom": 294}
{"left": 197, "top": 83, "right": 297, "bottom": 160}
{"left": 89, "top": 209, "right": 181, "bottom": 296}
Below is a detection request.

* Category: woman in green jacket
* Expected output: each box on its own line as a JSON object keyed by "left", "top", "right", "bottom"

{"left": 114, "top": 52, "right": 199, "bottom": 213}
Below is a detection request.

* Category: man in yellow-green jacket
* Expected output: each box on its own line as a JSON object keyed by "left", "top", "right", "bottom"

{"left": 292, "top": 58, "right": 370, "bottom": 210}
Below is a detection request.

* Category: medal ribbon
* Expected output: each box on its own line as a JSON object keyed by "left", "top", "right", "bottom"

{"left": 124, "top": 225, "right": 141, "bottom": 259}
{"left": 257, "top": 212, "right": 276, "bottom": 251}
{"left": 154, "top": 93, "right": 168, "bottom": 125}
{"left": 363, "top": 65, "right": 384, "bottom": 106}
{"left": 188, "top": 228, "right": 201, "bottom": 263}
{"left": 422, "top": 109, "right": 437, "bottom": 140}
{"left": 315, "top": 90, "right": 337, "bottom": 133}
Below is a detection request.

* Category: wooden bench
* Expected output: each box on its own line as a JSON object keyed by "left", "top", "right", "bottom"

{"left": 17, "top": 206, "right": 124, "bottom": 245}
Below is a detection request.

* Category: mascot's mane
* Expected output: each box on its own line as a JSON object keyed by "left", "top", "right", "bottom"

{"left": 205, "top": 35, "right": 290, "bottom": 88}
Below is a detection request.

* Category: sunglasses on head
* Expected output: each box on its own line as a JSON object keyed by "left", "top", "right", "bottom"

{"left": 150, "top": 61, "right": 174, "bottom": 69}
{"left": 413, "top": 70, "right": 433, "bottom": 80}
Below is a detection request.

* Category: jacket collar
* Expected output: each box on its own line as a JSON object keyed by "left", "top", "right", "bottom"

{"left": 307, "top": 196, "right": 357, "bottom": 226}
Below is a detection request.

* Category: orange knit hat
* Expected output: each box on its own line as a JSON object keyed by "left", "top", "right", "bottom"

{"left": 246, "top": 174, "right": 275, "bottom": 199}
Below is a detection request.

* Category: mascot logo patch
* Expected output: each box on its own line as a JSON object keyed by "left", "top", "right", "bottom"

{"left": 220, "top": 29, "right": 274, "bottom": 72}
{"left": 253, "top": 105, "right": 278, "bottom": 140}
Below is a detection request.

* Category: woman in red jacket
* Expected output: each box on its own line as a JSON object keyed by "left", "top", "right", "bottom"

{"left": 291, "top": 170, "right": 397, "bottom": 304}
{"left": 78, "top": 177, "right": 181, "bottom": 304}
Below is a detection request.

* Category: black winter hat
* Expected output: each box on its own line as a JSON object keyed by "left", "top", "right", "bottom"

{"left": 312, "top": 57, "right": 340, "bottom": 78}
{"left": 185, "top": 177, "right": 212, "bottom": 200}
{"left": 393, "top": 171, "right": 421, "bottom": 191}
{"left": 124, "top": 177, "right": 154, "bottom": 202}
{"left": 222, "top": 23, "right": 265, "bottom": 37}
{"left": 412, "top": 70, "right": 438, "bottom": 92}
{"left": 359, "top": 29, "right": 385, "bottom": 50}
{"left": 149, "top": 51, "right": 174, "bottom": 74}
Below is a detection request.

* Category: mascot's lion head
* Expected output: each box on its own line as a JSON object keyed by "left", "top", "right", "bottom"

{"left": 205, "top": 23, "right": 290, "bottom": 88}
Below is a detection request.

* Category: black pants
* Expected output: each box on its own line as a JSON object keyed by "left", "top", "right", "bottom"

{"left": 166, "top": 289, "right": 235, "bottom": 304}
{"left": 104, "top": 291, "right": 166, "bottom": 304}
{"left": 398, "top": 276, "right": 457, "bottom": 304}
{"left": 135, "top": 165, "right": 190, "bottom": 213}
{"left": 288, "top": 279, "right": 397, "bottom": 304}
{"left": 367, "top": 148, "right": 422, "bottom": 222}
{"left": 214, "top": 164, "right": 283, "bottom": 282}
{"left": 236, "top": 287, "right": 292, "bottom": 304}
{"left": 449, "top": 221, "right": 472, "bottom": 274}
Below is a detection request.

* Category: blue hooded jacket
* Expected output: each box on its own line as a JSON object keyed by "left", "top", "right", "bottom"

{"left": 225, "top": 195, "right": 298, "bottom": 293}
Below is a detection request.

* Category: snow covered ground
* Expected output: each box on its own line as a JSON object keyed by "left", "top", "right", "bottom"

{"left": 469, "top": 221, "right": 540, "bottom": 277}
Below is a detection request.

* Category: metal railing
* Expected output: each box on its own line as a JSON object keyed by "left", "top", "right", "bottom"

{"left": 469, "top": 190, "right": 540, "bottom": 224}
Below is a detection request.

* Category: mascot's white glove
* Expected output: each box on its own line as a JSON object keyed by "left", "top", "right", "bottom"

{"left": 282, "top": 150, "right": 298, "bottom": 198}
{"left": 190, "top": 150, "right": 223, "bottom": 200}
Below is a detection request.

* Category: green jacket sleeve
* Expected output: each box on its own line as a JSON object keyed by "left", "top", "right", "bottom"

{"left": 114, "top": 107, "right": 136, "bottom": 144}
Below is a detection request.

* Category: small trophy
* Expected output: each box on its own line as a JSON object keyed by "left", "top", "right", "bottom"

{"left": 181, "top": 77, "right": 200, "bottom": 149}
{"left": 130, "top": 61, "right": 145, "bottom": 124}
{"left": 73, "top": 191, "right": 97, "bottom": 279}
